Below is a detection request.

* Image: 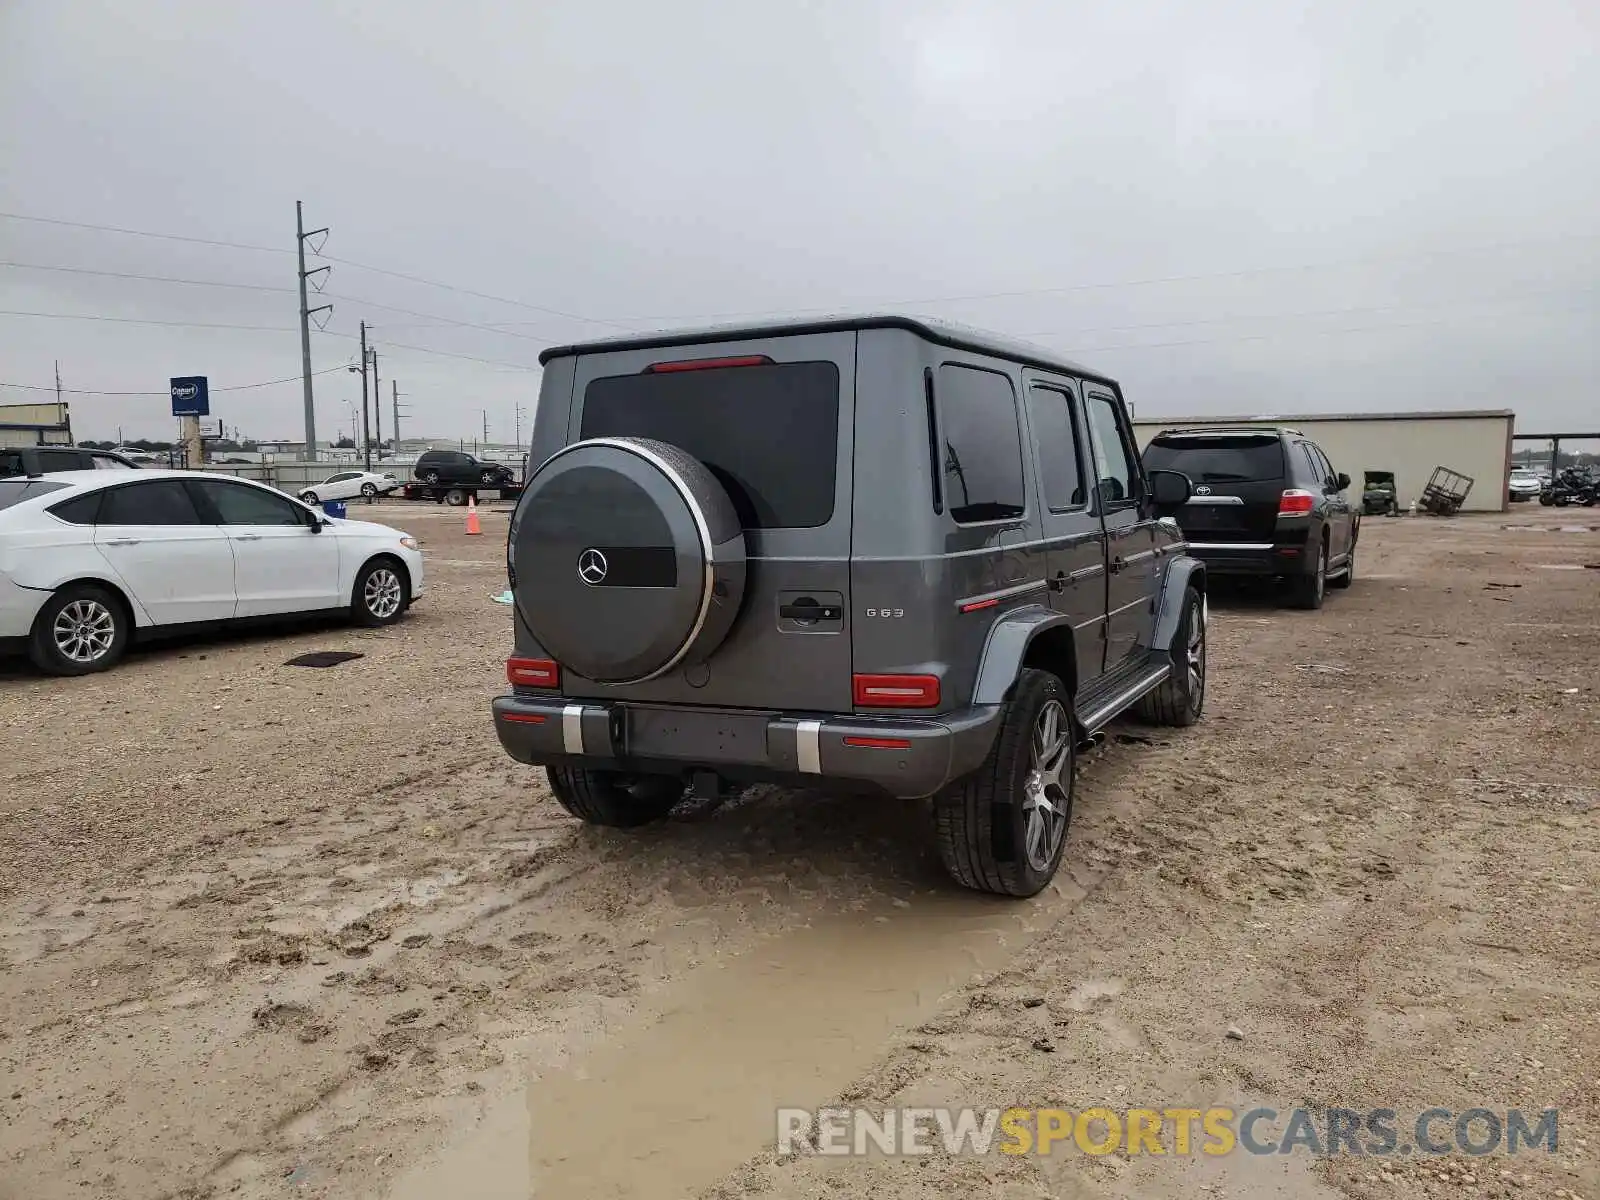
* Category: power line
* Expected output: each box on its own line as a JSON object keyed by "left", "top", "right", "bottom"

{"left": 0, "top": 308, "right": 299, "bottom": 332}
{"left": 0, "top": 364, "right": 347, "bottom": 397}
{"left": 328, "top": 293, "right": 559, "bottom": 343}
{"left": 0, "top": 260, "right": 297, "bottom": 293}
{"left": 317, "top": 253, "right": 634, "bottom": 331}
{"left": 0, "top": 211, "right": 287, "bottom": 255}
{"left": 576, "top": 230, "right": 1600, "bottom": 326}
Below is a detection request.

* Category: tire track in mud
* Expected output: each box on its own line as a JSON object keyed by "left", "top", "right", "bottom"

{"left": 383, "top": 736, "right": 1202, "bottom": 1199}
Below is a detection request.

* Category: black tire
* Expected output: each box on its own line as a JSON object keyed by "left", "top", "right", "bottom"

{"left": 546, "top": 765, "right": 683, "bottom": 827}
{"left": 1135, "top": 586, "right": 1206, "bottom": 726}
{"left": 1289, "top": 540, "right": 1327, "bottom": 610}
{"left": 480, "top": 469, "right": 498, "bottom": 487}
{"left": 445, "top": 488, "right": 468, "bottom": 507}
{"left": 351, "top": 557, "right": 409, "bottom": 627}
{"left": 933, "top": 668, "right": 1074, "bottom": 898}
{"left": 29, "top": 583, "right": 130, "bottom": 676}
{"left": 1539, "top": 493, "right": 1554, "bottom": 507}
{"left": 301, "top": 490, "right": 320, "bottom": 506}
{"left": 360, "top": 482, "right": 378, "bottom": 498}
{"left": 422, "top": 470, "right": 441, "bottom": 485}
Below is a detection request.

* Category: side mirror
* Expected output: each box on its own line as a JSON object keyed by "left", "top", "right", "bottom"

{"left": 1147, "top": 469, "right": 1192, "bottom": 512}
{"left": 1335, "top": 472, "right": 1351, "bottom": 491}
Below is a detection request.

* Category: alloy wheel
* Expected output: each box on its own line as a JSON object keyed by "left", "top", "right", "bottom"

{"left": 1186, "top": 597, "right": 1206, "bottom": 712}
{"left": 53, "top": 599, "right": 116, "bottom": 664}
{"left": 1021, "top": 699, "right": 1072, "bottom": 872}
{"left": 364, "top": 568, "right": 403, "bottom": 619}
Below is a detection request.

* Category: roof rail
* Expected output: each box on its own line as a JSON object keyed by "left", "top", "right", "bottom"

{"left": 1153, "top": 424, "right": 1298, "bottom": 436}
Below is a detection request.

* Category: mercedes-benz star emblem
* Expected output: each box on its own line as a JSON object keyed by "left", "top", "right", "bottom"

{"left": 577, "top": 548, "right": 609, "bottom": 586}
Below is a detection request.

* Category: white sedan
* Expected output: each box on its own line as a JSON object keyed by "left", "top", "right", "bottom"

{"left": 298, "top": 470, "right": 401, "bottom": 505}
{"left": 0, "top": 470, "right": 425, "bottom": 675}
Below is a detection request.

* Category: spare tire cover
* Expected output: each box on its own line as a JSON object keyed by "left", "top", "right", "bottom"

{"left": 512, "top": 437, "right": 747, "bottom": 684}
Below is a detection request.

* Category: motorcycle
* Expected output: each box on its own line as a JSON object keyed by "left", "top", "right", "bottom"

{"left": 1538, "top": 467, "right": 1600, "bottom": 507}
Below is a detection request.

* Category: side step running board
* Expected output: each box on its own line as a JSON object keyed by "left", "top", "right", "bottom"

{"left": 1076, "top": 664, "right": 1171, "bottom": 734}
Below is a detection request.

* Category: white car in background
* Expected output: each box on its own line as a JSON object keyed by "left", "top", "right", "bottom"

{"left": 0, "top": 470, "right": 424, "bottom": 675}
{"left": 298, "top": 470, "right": 401, "bottom": 506}
{"left": 1507, "top": 468, "right": 1543, "bottom": 501}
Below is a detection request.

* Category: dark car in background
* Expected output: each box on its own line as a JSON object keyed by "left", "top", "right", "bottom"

{"left": 0, "top": 446, "right": 141, "bottom": 477}
{"left": 1142, "top": 426, "right": 1358, "bottom": 610}
{"left": 412, "top": 449, "right": 516, "bottom": 489}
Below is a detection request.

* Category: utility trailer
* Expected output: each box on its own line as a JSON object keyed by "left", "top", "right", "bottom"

{"left": 1418, "top": 466, "right": 1473, "bottom": 516}
{"left": 400, "top": 481, "right": 524, "bottom": 506}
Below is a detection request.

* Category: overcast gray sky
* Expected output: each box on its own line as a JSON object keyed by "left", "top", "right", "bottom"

{"left": 2, "top": 0, "right": 1596, "bottom": 446}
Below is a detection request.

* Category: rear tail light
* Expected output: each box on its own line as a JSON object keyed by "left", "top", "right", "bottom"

{"left": 506, "top": 657, "right": 560, "bottom": 688}
{"left": 853, "top": 674, "right": 941, "bottom": 709}
{"left": 644, "top": 355, "right": 772, "bottom": 373}
{"left": 1278, "top": 489, "right": 1316, "bottom": 516}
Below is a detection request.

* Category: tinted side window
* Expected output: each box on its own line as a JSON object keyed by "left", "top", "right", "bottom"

{"left": 1084, "top": 391, "right": 1139, "bottom": 506}
{"left": 937, "top": 364, "right": 1026, "bottom": 524}
{"left": 1296, "top": 444, "right": 1322, "bottom": 486}
{"left": 193, "top": 480, "right": 305, "bottom": 526}
{"left": 1311, "top": 444, "right": 1337, "bottom": 484}
{"left": 99, "top": 481, "right": 203, "bottom": 525}
{"left": 90, "top": 455, "right": 129, "bottom": 470}
{"left": 49, "top": 492, "right": 104, "bottom": 524}
{"left": 1028, "top": 386, "right": 1086, "bottom": 510}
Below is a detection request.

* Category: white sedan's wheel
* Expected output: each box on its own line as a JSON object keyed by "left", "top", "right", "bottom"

{"left": 353, "top": 558, "right": 408, "bottom": 627}
{"left": 30, "top": 583, "right": 129, "bottom": 676}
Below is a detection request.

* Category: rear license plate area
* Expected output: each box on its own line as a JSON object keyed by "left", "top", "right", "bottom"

{"left": 623, "top": 707, "right": 771, "bottom": 765}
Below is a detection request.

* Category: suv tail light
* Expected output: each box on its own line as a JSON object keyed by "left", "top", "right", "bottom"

{"left": 644, "top": 355, "right": 772, "bottom": 373}
{"left": 507, "top": 657, "right": 560, "bottom": 688}
{"left": 1278, "top": 489, "right": 1316, "bottom": 516}
{"left": 853, "top": 674, "right": 940, "bottom": 708}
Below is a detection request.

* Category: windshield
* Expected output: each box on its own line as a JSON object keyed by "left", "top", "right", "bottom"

{"left": 0, "top": 480, "right": 69, "bottom": 511}
{"left": 1143, "top": 434, "right": 1285, "bottom": 483}
{"left": 579, "top": 359, "right": 841, "bottom": 529}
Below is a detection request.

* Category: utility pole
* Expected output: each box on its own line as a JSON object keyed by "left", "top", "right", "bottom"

{"left": 368, "top": 347, "right": 381, "bottom": 458}
{"left": 513, "top": 401, "right": 525, "bottom": 447}
{"left": 54, "top": 361, "right": 61, "bottom": 407}
{"left": 357, "top": 321, "right": 372, "bottom": 471}
{"left": 391, "top": 381, "right": 409, "bottom": 452}
{"left": 482, "top": 409, "right": 490, "bottom": 444}
{"left": 296, "top": 201, "right": 331, "bottom": 462}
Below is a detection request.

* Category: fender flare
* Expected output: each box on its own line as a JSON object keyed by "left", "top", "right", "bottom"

{"left": 1144, "top": 555, "right": 1206, "bottom": 657}
{"left": 972, "top": 604, "right": 1077, "bottom": 706}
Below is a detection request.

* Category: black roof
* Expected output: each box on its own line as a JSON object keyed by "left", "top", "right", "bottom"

{"left": 537, "top": 313, "right": 1113, "bottom": 383}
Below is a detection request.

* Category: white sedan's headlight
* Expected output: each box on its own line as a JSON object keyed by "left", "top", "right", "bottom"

{"left": 399, "top": 536, "right": 419, "bottom": 550}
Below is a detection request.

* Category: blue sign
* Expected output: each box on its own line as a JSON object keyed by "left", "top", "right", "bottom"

{"left": 170, "top": 376, "right": 210, "bottom": 417}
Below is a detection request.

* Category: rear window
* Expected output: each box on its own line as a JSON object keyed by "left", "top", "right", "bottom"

{"left": 579, "top": 360, "right": 840, "bottom": 529}
{"left": 0, "top": 480, "right": 69, "bottom": 510}
{"left": 1144, "top": 434, "right": 1285, "bottom": 483}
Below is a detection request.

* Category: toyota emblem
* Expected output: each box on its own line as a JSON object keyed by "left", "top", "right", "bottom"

{"left": 577, "top": 548, "right": 609, "bottom": 585}
{"left": 1194, "top": 485, "right": 1212, "bottom": 495}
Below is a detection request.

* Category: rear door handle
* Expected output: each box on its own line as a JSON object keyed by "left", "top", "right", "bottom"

{"left": 234, "top": 534, "right": 262, "bottom": 541}
{"left": 779, "top": 602, "right": 842, "bottom": 621}
{"left": 103, "top": 538, "right": 140, "bottom": 546}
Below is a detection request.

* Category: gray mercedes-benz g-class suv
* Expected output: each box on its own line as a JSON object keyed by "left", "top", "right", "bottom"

{"left": 493, "top": 314, "right": 1206, "bottom": 896}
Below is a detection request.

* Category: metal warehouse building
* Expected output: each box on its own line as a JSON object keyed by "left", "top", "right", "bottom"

{"left": 0, "top": 401, "right": 74, "bottom": 449}
{"left": 1131, "top": 409, "right": 1515, "bottom": 513}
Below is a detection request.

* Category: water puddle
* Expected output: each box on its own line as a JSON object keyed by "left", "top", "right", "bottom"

{"left": 388, "top": 881, "right": 1091, "bottom": 1199}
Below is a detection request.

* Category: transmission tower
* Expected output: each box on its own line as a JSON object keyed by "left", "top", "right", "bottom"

{"left": 296, "top": 201, "right": 331, "bottom": 461}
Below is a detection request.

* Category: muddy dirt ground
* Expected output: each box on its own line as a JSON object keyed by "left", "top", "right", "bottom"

{"left": 1, "top": 506, "right": 1596, "bottom": 1200}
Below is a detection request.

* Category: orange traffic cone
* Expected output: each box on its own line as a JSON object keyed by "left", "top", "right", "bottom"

{"left": 465, "top": 493, "right": 482, "bottom": 535}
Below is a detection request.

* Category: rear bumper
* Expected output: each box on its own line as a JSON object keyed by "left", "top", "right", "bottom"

{"left": 1182, "top": 540, "right": 1311, "bottom": 576}
{"left": 0, "top": 574, "right": 49, "bottom": 641}
{"left": 491, "top": 694, "right": 1004, "bottom": 800}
